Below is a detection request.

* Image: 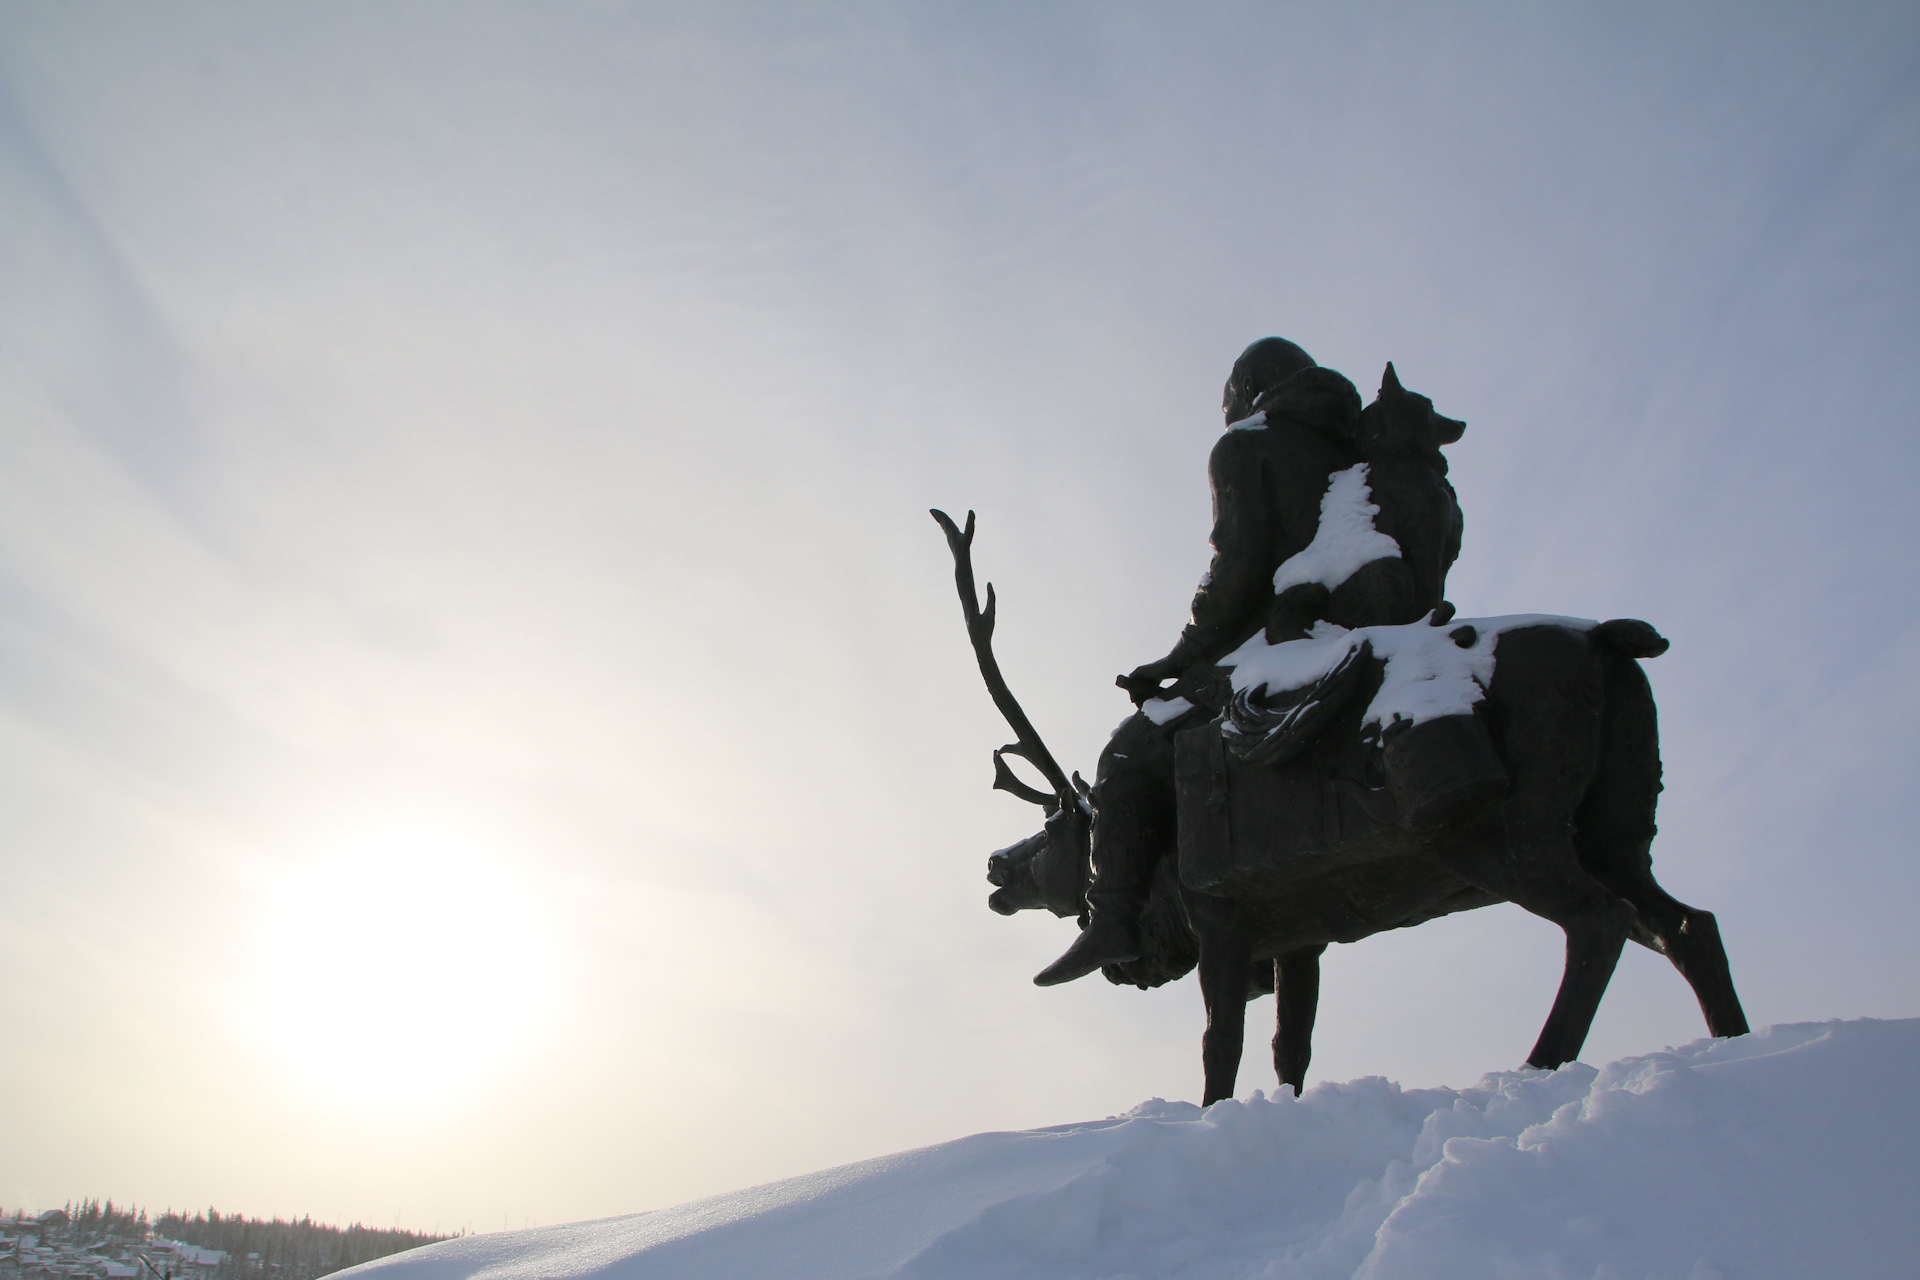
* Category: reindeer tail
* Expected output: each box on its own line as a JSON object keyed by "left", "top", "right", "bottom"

{"left": 1593, "top": 617, "right": 1670, "bottom": 659}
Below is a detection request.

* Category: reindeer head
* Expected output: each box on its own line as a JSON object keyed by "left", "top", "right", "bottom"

{"left": 986, "top": 800, "right": 1091, "bottom": 918}
{"left": 932, "top": 508, "right": 1093, "bottom": 922}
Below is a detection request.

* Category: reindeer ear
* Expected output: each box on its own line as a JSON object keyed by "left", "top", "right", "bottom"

{"left": 1381, "top": 361, "right": 1402, "bottom": 395}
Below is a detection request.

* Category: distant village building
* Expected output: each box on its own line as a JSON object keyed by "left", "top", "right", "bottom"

{"left": 2, "top": 1206, "right": 438, "bottom": 1280}
{"left": 1, "top": 1215, "right": 224, "bottom": 1280}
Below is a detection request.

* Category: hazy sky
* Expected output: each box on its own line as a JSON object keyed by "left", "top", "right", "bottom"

{"left": 2, "top": 0, "right": 1917, "bottom": 1235}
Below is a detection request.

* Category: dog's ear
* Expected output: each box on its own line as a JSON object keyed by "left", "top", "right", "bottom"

{"left": 1381, "top": 361, "right": 1402, "bottom": 396}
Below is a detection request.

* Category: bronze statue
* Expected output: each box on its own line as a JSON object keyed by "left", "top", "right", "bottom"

{"left": 932, "top": 339, "right": 1748, "bottom": 1105}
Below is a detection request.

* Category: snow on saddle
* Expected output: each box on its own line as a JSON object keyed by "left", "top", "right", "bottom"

{"left": 1200, "top": 613, "right": 1670, "bottom": 853}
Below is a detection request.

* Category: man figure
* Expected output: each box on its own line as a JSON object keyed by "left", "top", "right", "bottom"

{"left": 1035, "top": 337, "right": 1452, "bottom": 986}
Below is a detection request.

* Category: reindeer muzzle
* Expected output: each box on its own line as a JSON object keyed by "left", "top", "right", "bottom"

{"left": 986, "top": 830, "right": 1050, "bottom": 914}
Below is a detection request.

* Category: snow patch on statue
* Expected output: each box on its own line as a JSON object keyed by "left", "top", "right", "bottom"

{"left": 1271, "top": 463, "right": 1403, "bottom": 596}
{"left": 1222, "top": 613, "right": 1599, "bottom": 738}
{"left": 1141, "top": 695, "right": 1195, "bottom": 725}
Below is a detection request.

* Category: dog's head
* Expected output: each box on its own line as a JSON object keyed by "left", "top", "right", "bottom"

{"left": 1364, "top": 362, "right": 1464, "bottom": 464}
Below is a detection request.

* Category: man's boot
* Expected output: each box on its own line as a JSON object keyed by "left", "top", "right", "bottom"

{"left": 1036, "top": 727, "right": 1165, "bottom": 987}
{"left": 1033, "top": 901, "right": 1141, "bottom": 987}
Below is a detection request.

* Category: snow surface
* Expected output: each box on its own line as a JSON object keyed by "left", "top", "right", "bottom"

{"left": 1222, "top": 614, "right": 1597, "bottom": 737}
{"left": 346, "top": 1019, "right": 1919, "bottom": 1280}
{"left": 1269, "top": 465, "right": 1401, "bottom": 598}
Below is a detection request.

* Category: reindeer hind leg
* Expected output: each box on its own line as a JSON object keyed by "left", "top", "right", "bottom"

{"left": 1583, "top": 863, "right": 1749, "bottom": 1040}
{"left": 1575, "top": 646, "right": 1750, "bottom": 1041}
{"left": 1473, "top": 627, "right": 1635, "bottom": 1069}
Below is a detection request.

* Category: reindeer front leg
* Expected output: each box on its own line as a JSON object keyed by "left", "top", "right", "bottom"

{"left": 1193, "top": 896, "right": 1253, "bottom": 1105}
{"left": 1273, "top": 944, "right": 1325, "bottom": 1096}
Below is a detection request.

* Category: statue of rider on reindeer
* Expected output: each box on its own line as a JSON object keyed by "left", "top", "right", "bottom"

{"left": 1036, "top": 336, "right": 1472, "bottom": 988}
{"left": 933, "top": 337, "right": 1749, "bottom": 1105}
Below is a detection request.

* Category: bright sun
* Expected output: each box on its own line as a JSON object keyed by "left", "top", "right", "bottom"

{"left": 254, "top": 824, "right": 556, "bottom": 1110}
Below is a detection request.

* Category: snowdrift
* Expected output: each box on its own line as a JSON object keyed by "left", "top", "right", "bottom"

{"left": 350, "top": 1019, "right": 1918, "bottom": 1280}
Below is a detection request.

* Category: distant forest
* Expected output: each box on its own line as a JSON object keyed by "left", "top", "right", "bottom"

{"left": 13, "top": 1198, "right": 454, "bottom": 1280}
{"left": 157, "top": 1208, "right": 454, "bottom": 1279}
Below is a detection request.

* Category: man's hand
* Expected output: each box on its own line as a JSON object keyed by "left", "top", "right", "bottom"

{"left": 1116, "top": 657, "right": 1180, "bottom": 707}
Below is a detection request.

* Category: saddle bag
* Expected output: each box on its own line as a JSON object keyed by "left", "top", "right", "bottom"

{"left": 1380, "top": 712, "right": 1508, "bottom": 829}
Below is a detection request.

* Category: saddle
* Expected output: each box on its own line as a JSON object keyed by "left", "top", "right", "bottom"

{"left": 1173, "top": 627, "right": 1509, "bottom": 895}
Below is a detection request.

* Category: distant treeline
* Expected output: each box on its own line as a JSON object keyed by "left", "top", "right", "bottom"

{"left": 20, "top": 1196, "right": 148, "bottom": 1236}
{"left": 6, "top": 1199, "right": 453, "bottom": 1280}
{"left": 157, "top": 1208, "right": 454, "bottom": 1279}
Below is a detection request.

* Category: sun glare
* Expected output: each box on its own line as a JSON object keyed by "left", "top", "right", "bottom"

{"left": 253, "top": 824, "right": 556, "bottom": 1111}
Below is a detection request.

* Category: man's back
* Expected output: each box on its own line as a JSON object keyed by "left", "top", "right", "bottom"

{"left": 1173, "top": 365, "right": 1364, "bottom": 670}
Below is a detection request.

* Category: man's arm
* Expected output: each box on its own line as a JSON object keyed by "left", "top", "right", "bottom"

{"left": 1172, "top": 432, "right": 1273, "bottom": 664}
{"left": 1120, "top": 433, "right": 1272, "bottom": 703}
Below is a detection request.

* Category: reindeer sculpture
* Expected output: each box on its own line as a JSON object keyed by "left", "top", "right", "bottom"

{"left": 932, "top": 374, "right": 1749, "bottom": 1106}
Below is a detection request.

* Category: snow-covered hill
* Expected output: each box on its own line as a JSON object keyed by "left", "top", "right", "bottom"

{"left": 349, "top": 1019, "right": 1918, "bottom": 1279}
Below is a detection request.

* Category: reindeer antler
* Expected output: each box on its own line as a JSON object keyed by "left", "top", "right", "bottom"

{"left": 931, "top": 509, "right": 1077, "bottom": 813}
